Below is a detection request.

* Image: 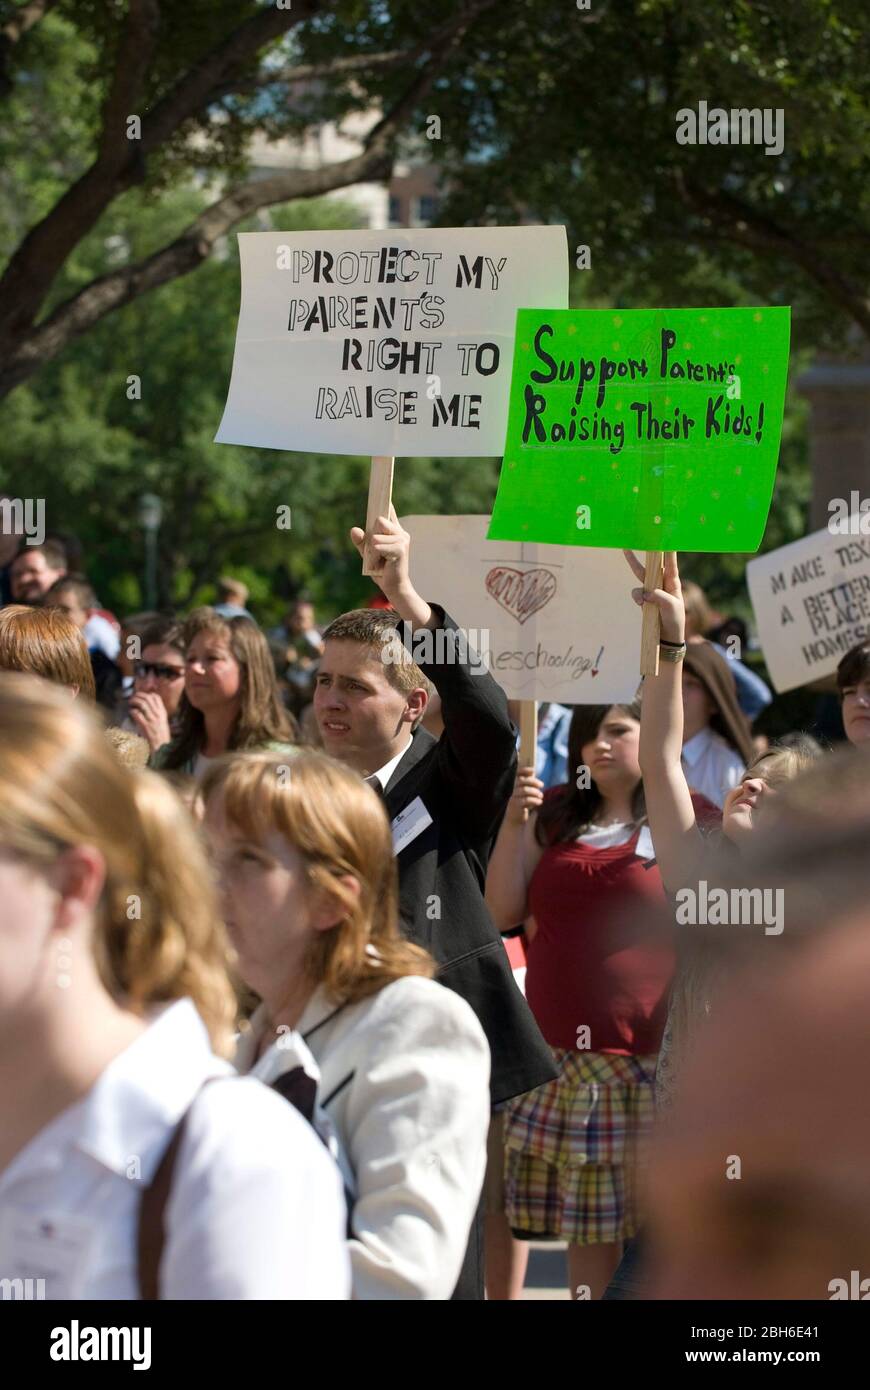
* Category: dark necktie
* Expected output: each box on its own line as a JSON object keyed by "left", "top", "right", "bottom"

{"left": 364, "top": 774, "right": 388, "bottom": 804}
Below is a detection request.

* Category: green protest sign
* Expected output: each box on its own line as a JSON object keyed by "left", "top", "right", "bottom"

{"left": 487, "top": 306, "right": 790, "bottom": 552}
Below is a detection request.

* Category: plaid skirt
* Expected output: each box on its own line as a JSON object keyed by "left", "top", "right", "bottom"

{"left": 504, "top": 1048, "right": 657, "bottom": 1246}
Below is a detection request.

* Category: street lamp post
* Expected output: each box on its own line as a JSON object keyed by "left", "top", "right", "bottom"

{"left": 138, "top": 492, "right": 163, "bottom": 610}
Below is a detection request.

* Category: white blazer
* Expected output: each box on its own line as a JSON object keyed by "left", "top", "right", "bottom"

{"left": 0, "top": 1000, "right": 350, "bottom": 1300}
{"left": 235, "top": 974, "right": 491, "bottom": 1300}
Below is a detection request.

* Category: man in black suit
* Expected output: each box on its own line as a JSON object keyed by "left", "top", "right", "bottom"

{"left": 315, "top": 506, "right": 554, "bottom": 1101}
{"left": 314, "top": 508, "right": 556, "bottom": 1296}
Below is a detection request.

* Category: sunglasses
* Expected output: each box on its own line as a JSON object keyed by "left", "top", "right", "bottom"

{"left": 134, "top": 661, "right": 185, "bottom": 681}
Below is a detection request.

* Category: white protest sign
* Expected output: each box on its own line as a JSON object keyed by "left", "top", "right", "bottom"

{"left": 215, "top": 226, "right": 567, "bottom": 457}
{"left": 402, "top": 514, "right": 641, "bottom": 703}
{"left": 747, "top": 519, "right": 870, "bottom": 692}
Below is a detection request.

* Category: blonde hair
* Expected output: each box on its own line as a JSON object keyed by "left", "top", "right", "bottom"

{"left": 0, "top": 604, "right": 96, "bottom": 699}
{"left": 217, "top": 576, "right": 249, "bottom": 606}
{"left": 681, "top": 581, "right": 716, "bottom": 639}
{"left": 0, "top": 673, "right": 236, "bottom": 1053}
{"left": 200, "top": 750, "right": 435, "bottom": 1005}
{"left": 746, "top": 740, "right": 822, "bottom": 791}
{"left": 104, "top": 726, "right": 150, "bottom": 769}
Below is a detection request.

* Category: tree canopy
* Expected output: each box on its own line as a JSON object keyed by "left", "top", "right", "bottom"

{"left": 0, "top": 0, "right": 867, "bottom": 399}
{"left": 2, "top": 0, "right": 859, "bottom": 625}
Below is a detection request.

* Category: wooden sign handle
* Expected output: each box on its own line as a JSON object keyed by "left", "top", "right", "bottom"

{"left": 518, "top": 699, "right": 538, "bottom": 769}
{"left": 362, "top": 455, "right": 395, "bottom": 577}
{"left": 639, "top": 550, "right": 664, "bottom": 676}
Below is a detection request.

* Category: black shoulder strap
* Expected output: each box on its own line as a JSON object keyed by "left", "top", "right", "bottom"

{"left": 138, "top": 1076, "right": 224, "bottom": 1301}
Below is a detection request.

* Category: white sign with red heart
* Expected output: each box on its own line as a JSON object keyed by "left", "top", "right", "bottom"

{"left": 484, "top": 566, "right": 557, "bottom": 624}
{"left": 402, "top": 514, "right": 640, "bottom": 702}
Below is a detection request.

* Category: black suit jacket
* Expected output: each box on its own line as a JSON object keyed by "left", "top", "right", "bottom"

{"left": 382, "top": 608, "right": 556, "bottom": 1106}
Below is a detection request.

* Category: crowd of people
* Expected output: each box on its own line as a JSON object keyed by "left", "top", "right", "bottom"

{"left": 0, "top": 515, "right": 868, "bottom": 1301}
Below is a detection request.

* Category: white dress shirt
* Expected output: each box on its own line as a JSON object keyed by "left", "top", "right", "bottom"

{"left": 681, "top": 726, "right": 746, "bottom": 809}
{"left": 366, "top": 737, "right": 413, "bottom": 791}
{"left": 236, "top": 975, "right": 491, "bottom": 1300}
{"left": 0, "top": 999, "right": 350, "bottom": 1300}
{"left": 83, "top": 612, "right": 121, "bottom": 660}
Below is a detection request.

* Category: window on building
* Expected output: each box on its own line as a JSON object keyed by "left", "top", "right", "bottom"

{"left": 415, "top": 195, "right": 439, "bottom": 224}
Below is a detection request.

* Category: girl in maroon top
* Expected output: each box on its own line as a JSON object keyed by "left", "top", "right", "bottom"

{"left": 486, "top": 702, "right": 675, "bottom": 1299}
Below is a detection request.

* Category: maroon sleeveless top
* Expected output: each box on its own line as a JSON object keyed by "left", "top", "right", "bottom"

{"left": 525, "top": 820, "right": 675, "bottom": 1054}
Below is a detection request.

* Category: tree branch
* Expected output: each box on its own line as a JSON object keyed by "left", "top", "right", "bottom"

{"left": 213, "top": 47, "right": 414, "bottom": 99}
{"left": 139, "top": 0, "right": 321, "bottom": 155}
{"left": 0, "top": 0, "right": 500, "bottom": 400}
{"left": 212, "top": 3, "right": 501, "bottom": 103}
{"left": 0, "top": 0, "right": 320, "bottom": 349}
{"left": 364, "top": 0, "right": 499, "bottom": 150}
{"left": 97, "top": 0, "right": 161, "bottom": 163}
{"left": 0, "top": 0, "right": 61, "bottom": 95}
{"left": 1, "top": 0, "right": 59, "bottom": 44}
{"left": 677, "top": 173, "right": 870, "bottom": 336}
{"left": 0, "top": 147, "right": 391, "bottom": 397}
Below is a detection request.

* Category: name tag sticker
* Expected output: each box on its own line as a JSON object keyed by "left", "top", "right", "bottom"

{"left": 390, "top": 796, "right": 433, "bottom": 855}
{"left": 0, "top": 1208, "right": 94, "bottom": 1298}
{"left": 635, "top": 826, "right": 656, "bottom": 861}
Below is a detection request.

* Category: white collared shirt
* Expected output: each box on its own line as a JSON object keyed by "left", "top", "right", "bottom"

{"left": 236, "top": 976, "right": 491, "bottom": 1300}
{"left": 0, "top": 999, "right": 350, "bottom": 1300}
{"left": 367, "top": 737, "right": 413, "bottom": 791}
{"left": 681, "top": 727, "right": 746, "bottom": 809}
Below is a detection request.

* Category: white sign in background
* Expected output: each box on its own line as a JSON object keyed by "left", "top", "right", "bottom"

{"left": 747, "top": 520, "right": 870, "bottom": 692}
{"left": 215, "top": 226, "right": 567, "bottom": 457}
{"left": 402, "top": 514, "right": 641, "bottom": 704}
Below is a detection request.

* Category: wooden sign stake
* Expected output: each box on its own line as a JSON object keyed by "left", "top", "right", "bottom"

{"left": 639, "top": 550, "right": 664, "bottom": 676}
{"left": 362, "top": 455, "right": 395, "bottom": 577}
{"left": 518, "top": 698, "right": 538, "bottom": 779}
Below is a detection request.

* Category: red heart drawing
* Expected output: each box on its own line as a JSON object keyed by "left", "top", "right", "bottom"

{"left": 485, "top": 566, "right": 557, "bottom": 624}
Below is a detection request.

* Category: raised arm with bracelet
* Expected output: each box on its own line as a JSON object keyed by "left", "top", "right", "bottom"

{"left": 624, "top": 550, "right": 705, "bottom": 895}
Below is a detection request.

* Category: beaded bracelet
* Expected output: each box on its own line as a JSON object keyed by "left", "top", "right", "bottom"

{"left": 658, "top": 640, "right": 687, "bottom": 663}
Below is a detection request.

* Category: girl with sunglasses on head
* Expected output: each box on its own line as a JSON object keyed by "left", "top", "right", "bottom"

{"left": 151, "top": 608, "right": 297, "bottom": 777}
{"left": 0, "top": 674, "right": 349, "bottom": 1299}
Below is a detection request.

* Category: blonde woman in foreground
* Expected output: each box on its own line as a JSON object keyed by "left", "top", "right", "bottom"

{"left": 202, "top": 749, "right": 491, "bottom": 1300}
{"left": 0, "top": 674, "right": 348, "bottom": 1300}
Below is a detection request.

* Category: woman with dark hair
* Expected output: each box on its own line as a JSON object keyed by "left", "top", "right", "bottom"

{"left": 680, "top": 641, "right": 754, "bottom": 808}
{"left": 151, "top": 608, "right": 297, "bottom": 776}
{"left": 123, "top": 617, "right": 187, "bottom": 753}
{"left": 836, "top": 640, "right": 870, "bottom": 749}
{"left": 485, "top": 701, "right": 679, "bottom": 1299}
